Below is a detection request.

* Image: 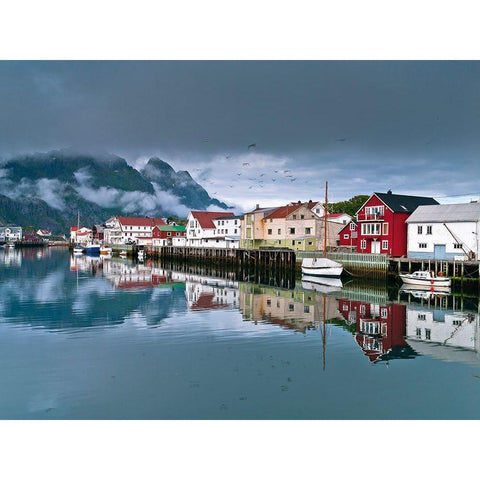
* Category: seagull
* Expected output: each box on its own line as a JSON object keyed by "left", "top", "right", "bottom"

{"left": 237, "top": 173, "right": 242, "bottom": 176}
{"left": 336, "top": 138, "right": 346, "bottom": 142}
{"left": 272, "top": 179, "right": 276, "bottom": 182}
{"left": 248, "top": 186, "right": 253, "bottom": 189}
{"left": 284, "top": 170, "right": 291, "bottom": 173}
{"left": 248, "top": 143, "right": 256, "bottom": 150}
{"left": 243, "top": 162, "right": 250, "bottom": 166}
{"left": 290, "top": 178, "right": 297, "bottom": 182}
{"left": 225, "top": 155, "right": 231, "bottom": 159}
{"left": 259, "top": 173, "right": 265, "bottom": 177}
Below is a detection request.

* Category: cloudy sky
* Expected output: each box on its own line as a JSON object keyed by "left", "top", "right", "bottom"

{"left": 1, "top": 60, "right": 479, "bottom": 210}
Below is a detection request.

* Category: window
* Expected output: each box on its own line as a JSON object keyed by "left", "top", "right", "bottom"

{"left": 167, "top": 232, "right": 171, "bottom": 236}
{"left": 361, "top": 223, "right": 381, "bottom": 235}
{"left": 308, "top": 241, "right": 313, "bottom": 246}
{"left": 425, "top": 329, "right": 431, "bottom": 340}
{"left": 278, "top": 229, "right": 281, "bottom": 234}
{"left": 234, "top": 229, "right": 237, "bottom": 234}
{"left": 416, "top": 328, "right": 422, "bottom": 338}
{"left": 381, "top": 308, "right": 388, "bottom": 319}
{"left": 426, "top": 226, "right": 432, "bottom": 235}
{"left": 360, "top": 239, "right": 366, "bottom": 249}
{"left": 266, "top": 299, "right": 271, "bottom": 306}
{"left": 382, "top": 240, "right": 388, "bottom": 250}
{"left": 289, "top": 228, "right": 295, "bottom": 234}
{"left": 342, "top": 304, "right": 349, "bottom": 311}
{"left": 305, "top": 227, "right": 311, "bottom": 235}
{"left": 454, "top": 243, "right": 462, "bottom": 249}
{"left": 344, "top": 234, "right": 349, "bottom": 239}
{"left": 291, "top": 240, "right": 295, "bottom": 246}
{"left": 289, "top": 304, "right": 294, "bottom": 311}
{"left": 304, "top": 305, "right": 310, "bottom": 313}
{"left": 300, "top": 215, "right": 304, "bottom": 220}
{"left": 269, "top": 218, "right": 273, "bottom": 223}
{"left": 297, "top": 241, "right": 302, "bottom": 245}
{"left": 350, "top": 223, "right": 356, "bottom": 231}
{"left": 382, "top": 223, "right": 388, "bottom": 235}
{"left": 268, "top": 229, "right": 272, "bottom": 235}
{"left": 418, "top": 243, "right": 427, "bottom": 249}
{"left": 417, "top": 225, "right": 423, "bottom": 235}
{"left": 246, "top": 228, "right": 251, "bottom": 238}
{"left": 292, "top": 214, "right": 297, "bottom": 220}
{"left": 234, "top": 220, "right": 238, "bottom": 225}
{"left": 418, "top": 313, "right": 426, "bottom": 320}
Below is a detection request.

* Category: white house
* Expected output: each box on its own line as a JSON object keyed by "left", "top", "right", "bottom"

{"left": 212, "top": 215, "right": 242, "bottom": 249}
{"left": 186, "top": 211, "right": 236, "bottom": 248}
{"left": 103, "top": 216, "right": 167, "bottom": 245}
{"left": 36, "top": 229, "right": 52, "bottom": 237}
{"left": 326, "top": 212, "right": 352, "bottom": 225}
{"left": 0, "top": 225, "right": 22, "bottom": 242}
{"left": 70, "top": 226, "right": 92, "bottom": 245}
{"left": 406, "top": 202, "right": 480, "bottom": 260}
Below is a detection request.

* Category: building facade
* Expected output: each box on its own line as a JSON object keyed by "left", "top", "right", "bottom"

{"left": 406, "top": 202, "right": 480, "bottom": 260}
{"left": 0, "top": 225, "right": 22, "bottom": 242}
{"left": 186, "top": 211, "right": 236, "bottom": 247}
{"left": 338, "top": 221, "right": 358, "bottom": 249}
{"left": 137, "top": 224, "right": 186, "bottom": 247}
{"left": 355, "top": 191, "right": 439, "bottom": 257}
{"left": 103, "top": 216, "right": 167, "bottom": 245}
{"left": 70, "top": 226, "right": 92, "bottom": 245}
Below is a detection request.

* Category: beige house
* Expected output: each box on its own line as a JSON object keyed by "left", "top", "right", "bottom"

{"left": 240, "top": 201, "right": 343, "bottom": 251}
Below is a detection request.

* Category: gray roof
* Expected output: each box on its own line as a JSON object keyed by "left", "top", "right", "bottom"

{"left": 406, "top": 202, "right": 480, "bottom": 223}
{"left": 374, "top": 192, "right": 439, "bottom": 212}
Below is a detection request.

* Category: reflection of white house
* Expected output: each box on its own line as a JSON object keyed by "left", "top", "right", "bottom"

{"left": 186, "top": 211, "right": 237, "bottom": 248}
{"left": 185, "top": 276, "right": 239, "bottom": 310}
{"left": 70, "top": 227, "right": 92, "bottom": 245}
{"left": 406, "top": 202, "right": 480, "bottom": 260}
{"left": 405, "top": 304, "right": 480, "bottom": 364}
{"left": 103, "top": 216, "right": 167, "bottom": 245}
{"left": 0, "top": 225, "right": 22, "bottom": 242}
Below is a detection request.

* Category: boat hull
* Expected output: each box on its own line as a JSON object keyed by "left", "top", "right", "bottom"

{"left": 399, "top": 274, "right": 451, "bottom": 287}
{"left": 301, "top": 266, "right": 343, "bottom": 277}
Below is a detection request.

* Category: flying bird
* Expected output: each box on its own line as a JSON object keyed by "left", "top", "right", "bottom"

{"left": 272, "top": 179, "right": 276, "bottom": 182}
{"left": 248, "top": 143, "right": 256, "bottom": 150}
{"left": 290, "top": 178, "right": 297, "bottom": 182}
{"left": 259, "top": 173, "right": 265, "bottom": 177}
{"left": 225, "top": 155, "right": 231, "bottom": 159}
{"left": 284, "top": 170, "right": 291, "bottom": 173}
{"left": 237, "top": 173, "right": 242, "bottom": 176}
{"left": 243, "top": 162, "right": 250, "bottom": 166}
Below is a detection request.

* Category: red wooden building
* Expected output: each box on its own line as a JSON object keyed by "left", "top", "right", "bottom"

{"left": 355, "top": 190, "right": 438, "bottom": 257}
{"left": 338, "top": 221, "right": 358, "bottom": 249}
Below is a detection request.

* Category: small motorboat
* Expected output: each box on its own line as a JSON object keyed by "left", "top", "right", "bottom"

{"left": 119, "top": 250, "right": 127, "bottom": 258}
{"left": 399, "top": 285, "right": 450, "bottom": 299}
{"left": 399, "top": 270, "right": 451, "bottom": 287}
{"left": 82, "top": 242, "right": 101, "bottom": 254}
{"left": 100, "top": 246, "right": 112, "bottom": 255}
{"left": 73, "top": 244, "right": 84, "bottom": 255}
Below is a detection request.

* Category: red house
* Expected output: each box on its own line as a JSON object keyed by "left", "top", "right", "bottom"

{"left": 338, "top": 221, "right": 358, "bottom": 249}
{"left": 355, "top": 190, "right": 438, "bottom": 257}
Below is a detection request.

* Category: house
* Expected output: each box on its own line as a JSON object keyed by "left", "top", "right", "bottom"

{"left": 70, "top": 226, "right": 92, "bottom": 245}
{"left": 103, "top": 216, "right": 167, "bottom": 245}
{"left": 0, "top": 225, "right": 22, "bottom": 242}
{"left": 137, "top": 224, "right": 186, "bottom": 247}
{"left": 36, "top": 229, "right": 52, "bottom": 237}
{"left": 186, "top": 211, "right": 236, "bottom": 248}
{"left": 338, "top": 221, "right": 358, "bottom": 249}
{"left": 308, "top": 201, "right": 351, "bottom": 224}
{"left": 406, "top": 202, "right": 480, "bottom": 260}
{"left": 240, "top": 201, "right": 343, "bottom": 251}
{"left": 212, "top": 215, "right": 242, "bottom": 249}
{"left": 355, "top": 190, "right": 439, "bottom": 256}
{"left": 92, "top": 224, "right": 105, "bottom": 241}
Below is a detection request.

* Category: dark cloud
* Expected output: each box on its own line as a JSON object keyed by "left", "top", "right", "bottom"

{"left": 1, "top": 61, "right": 479, "bottom": 208}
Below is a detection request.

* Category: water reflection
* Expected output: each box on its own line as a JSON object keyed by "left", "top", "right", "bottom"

{"left": 1, "top": 249, "right": 480, "bottom": 368}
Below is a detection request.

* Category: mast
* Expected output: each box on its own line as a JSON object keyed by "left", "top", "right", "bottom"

{"left": 324, "top": 181, "right": 328, "bottom": 258}
{"left": 322, "top": 291, "right": 327, "bottom": 371}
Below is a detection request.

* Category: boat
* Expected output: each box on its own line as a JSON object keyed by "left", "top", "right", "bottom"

{"left": 82, "top": 242, "right": 101, "bottom": 254}
{"left": 399, "top": 270, "right": 451, "bottom": 288}
{"left": 73, "top": 245, "right": 84, "bottom": 255}
{"left": 100, "top": 246, "right": 112, "bottom": 255}
{"left": 301, "top": 180, "right": 343, "bottom": 278}
{"left": 119, "top": 250, "right": 127, "bottom": 258}
{"left": 5, "top": 242, "right": 15, "bottom": 248}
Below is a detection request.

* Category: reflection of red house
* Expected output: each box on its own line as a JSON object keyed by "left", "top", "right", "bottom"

{"left": 338, "top": 299, "right": 411, "bottom": 363}
{"left": 355, "top": 191, "right": 438, "bottom": 256}
{"left": 338, "top": 221, "right": 358, "bottom": 249}
{"left": 190, "top": 293, "right": 230, "bottom": 311}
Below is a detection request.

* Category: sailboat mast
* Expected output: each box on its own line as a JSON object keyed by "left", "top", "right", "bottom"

{"left": 324, "top": 181, "right": 328, "bottom": 258}
{"left": 323, "top": 291, "right": 326, "bottom": 371}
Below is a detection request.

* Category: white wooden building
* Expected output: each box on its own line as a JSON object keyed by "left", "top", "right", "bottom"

{"left": 406, "top": 202, "right": 480, "bottom": 260}
{"left": 0, "top": 225, "right": 22, "bottom": 242}
{"left": 186, "top": 211, "right": 237, "bottom": 248}
{"left": 103, "top": 216, "right": 167, "bottom": 245}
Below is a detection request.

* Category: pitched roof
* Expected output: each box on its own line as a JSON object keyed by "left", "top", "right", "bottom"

{"left": 190, "top": 211, "right": 234, "bottom": 229}
{"left": 263, "top": 204, "right": 303, "bottom": 220}
{"left": 327, "top": 213, "right": 349, "bottom": 218}
{"left": 338, "top": 220, "right": 357, "bottom": 233}
{"left": 117, "top": 216, "right": 167, "bottom": 227}
{"left": 214, "top": 215, "right": 243, "bottom": 220}
{"left": 406, "top": 202, "right": 480, "bottom": 223}
{"left": 373, "top": 192, "right": 439, "bottom": 213}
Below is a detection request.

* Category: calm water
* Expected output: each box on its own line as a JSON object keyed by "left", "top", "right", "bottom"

{"left": 1, "top": 247, "right": 480, "bottom": 419}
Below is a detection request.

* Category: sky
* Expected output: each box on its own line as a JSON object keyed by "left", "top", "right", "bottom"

{"left": 1, "top": 60, "right": 479, "bottom": 211}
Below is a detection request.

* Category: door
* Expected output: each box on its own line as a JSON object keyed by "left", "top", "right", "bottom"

{"left": 371, "top": 240, "right": 380, "bottom": 254}
{"left": 433, "top": 244, "right": 446, "bottom": 259}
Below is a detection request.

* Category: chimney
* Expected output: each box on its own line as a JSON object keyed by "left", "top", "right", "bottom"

{"left": 255, "top": 204, "right": 259, "bottom": 209}
{"left": 387, "top": 189, "right": 392, "bottom": 194}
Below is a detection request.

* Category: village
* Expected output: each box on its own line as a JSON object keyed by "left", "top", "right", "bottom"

{"left": 2, "top": 189, "right": 480, "bottom": 272}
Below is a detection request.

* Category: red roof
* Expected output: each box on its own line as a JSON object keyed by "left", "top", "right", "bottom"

{"left": 327, "top": 213, "right": 347, "bottom": 218}
{"left": 263, "top": 204, "right": 303, "bottom": 220}
{"left": 191, "top": 211, "right": 234, "bottom": 229}
{"left": 70, "top": 227, "right": 79, "bottom": 232}
{"left": 117, "top": 216, "right": 167, "bottom": 227}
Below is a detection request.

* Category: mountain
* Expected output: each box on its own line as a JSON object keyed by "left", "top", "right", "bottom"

{"left": 0, "top": 149, "right": 229, "bottom": 234}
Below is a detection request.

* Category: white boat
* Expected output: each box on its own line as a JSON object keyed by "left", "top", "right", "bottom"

{"left": 301, "top": 257, "right": 343, "bottom": 277}
{"left": 5, "top": 242, "right": 15, "bottom": 248}
{"left": 73, "top": 245, "right": 84, "bottom": 255}
{"left": 100, "top": 246, "right": 112, "bottom": 255}
{"left": 399, "top": 270, "right": 451, "bottom": 288}
{"left": 119, "top": 250, "right": 127, "bottom": 258}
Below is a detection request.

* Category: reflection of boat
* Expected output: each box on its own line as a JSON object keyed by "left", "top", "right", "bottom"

{"left": 100, "top": 246, "right": 112, "bottom": 255}
{"left": 119, "top": 250, "right": 127, "bottom": 258}
{"left": 400, "top": 285, "right": 450, "bottom": 299}
{"left": 6, "top": 242, "right": 15, "bottom": 248}
{"left": 301, "top": 181, "right": 343, "bottom": 278}
{"left": 73, "top": 245, "right": 84, "bottom": 255}
{"left": 301, "top": 275, "right": 343, "bottom": 294}
{"left": 400, "top": 271, "right": 451, "bottom": 287}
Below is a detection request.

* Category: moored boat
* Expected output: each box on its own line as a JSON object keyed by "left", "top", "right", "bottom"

{"left": 301, "top": 257, "right": 343, "bottom": 277}
{"left": 82, "top": 242, "right": 101, "bottom": 254}
{"left": 399, "top": 270, "right": 451, "bottom": 287}
{"left": 6, "top": 242, "right": 15, "bottom": 248}
{"left": 100, "top": 246, "right": 112, "bottom": 255}
{"left": 119, "top": 250, "right": 127, "bottom": 258}
{"left": 73, "top": 245, "right": 84, "bottom": 255}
